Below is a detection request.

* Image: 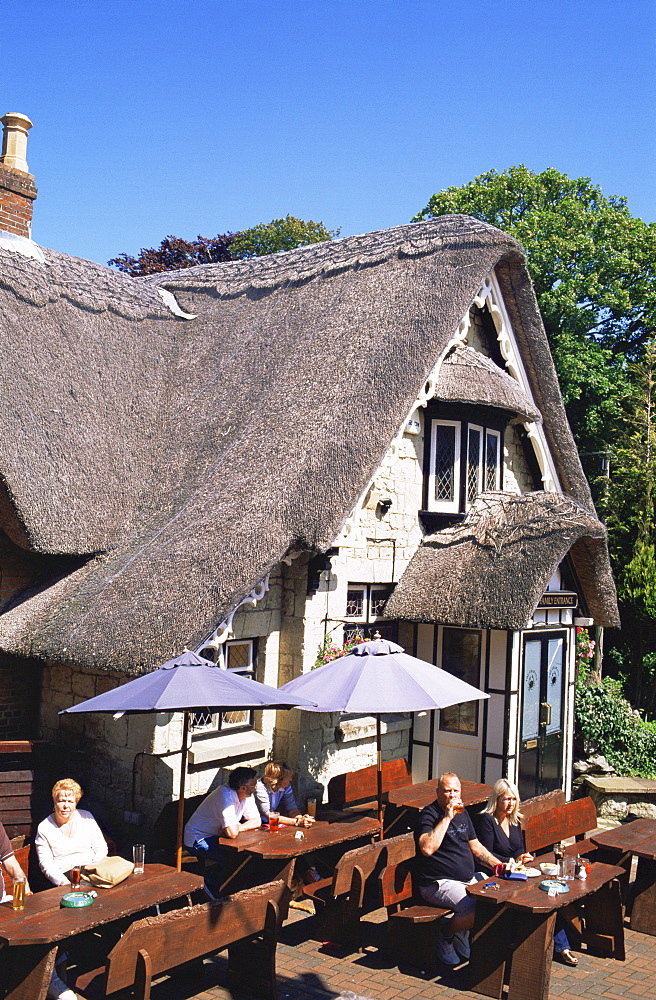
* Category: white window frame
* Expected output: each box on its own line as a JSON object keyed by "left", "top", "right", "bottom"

{"left": 485, "top": 428, "right": 502, "bottom": 492}
{"left": 191, "top": 638, "right": 255, "bottom": 734}
{"left": 344, "top": 583, "right": 393, "bottom": 643}
{"left": 466, "top": 423, "right": 484, "bottom": 507}
{"left": 428, "top": 419, "right": 461, "bottom": 513}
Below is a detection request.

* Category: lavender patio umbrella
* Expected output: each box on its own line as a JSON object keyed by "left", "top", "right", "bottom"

{"left": 60, "top": 649, "right": 316, "bottom": 869}
{"left": 278, "top": 635, "right": 489, "bottom": 836}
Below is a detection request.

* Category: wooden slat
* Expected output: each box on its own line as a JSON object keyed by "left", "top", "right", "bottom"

{"left": 327, "top": 759, "right": 412, "bottom": 808}
{"left": 520, "top": 789, "right": 566, "bottom": 825}
{"left": 523, "top": 797, "right": 597, "bottom": 854}
{"left": 103, "top": 880, "right": 289, "bottom": 994}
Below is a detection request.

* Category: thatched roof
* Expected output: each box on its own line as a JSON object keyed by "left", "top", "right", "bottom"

{"left": 435, "top": 345, "right": 541, "bottom": 423}
{"left": 0, "top": 216, "right": 619, "bottom": 672}
{"left": 385, "top": 492, "right": 614, "bottom": 630}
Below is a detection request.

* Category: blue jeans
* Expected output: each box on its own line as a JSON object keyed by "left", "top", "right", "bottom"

{"left": 186, "top": 836, "right": 231, "bottom": 896}
{"left": 554, "top": 926, "right": 571, "bottom": 953}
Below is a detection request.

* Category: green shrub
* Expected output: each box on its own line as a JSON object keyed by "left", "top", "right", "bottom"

{"left": 575, "top": 664, "right": 656, "bottom": 777}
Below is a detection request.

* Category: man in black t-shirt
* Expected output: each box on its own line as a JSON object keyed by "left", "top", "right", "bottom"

{"left": 417, "top": 772, "right": 502, "bottom": 966}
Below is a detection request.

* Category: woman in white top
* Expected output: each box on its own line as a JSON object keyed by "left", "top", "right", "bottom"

{"left": 35, "top": 778, "right": 108, "bottom": 887}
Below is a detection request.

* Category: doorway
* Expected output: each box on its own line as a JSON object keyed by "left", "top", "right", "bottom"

{"left": 518, "top": 631, "right": 566, "bottom": 799}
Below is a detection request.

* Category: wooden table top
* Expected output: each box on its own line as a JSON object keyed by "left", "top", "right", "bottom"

{"left": 0, "top": 864, "right": 203, "bottom": 946}
{"left": 386, "top": 778, "right": 492, "bottom": 811}
{"left": 217, "top": 816, "right": 381, "bottom": 859}
{"left": 467, "top": 861, "right": 626, "bottom": 914}
{"left": 591, "top": 818, "right": 656, "bottom": 855}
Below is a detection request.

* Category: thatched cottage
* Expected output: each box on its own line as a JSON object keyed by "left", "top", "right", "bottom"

{"left": 0, "top": 115, "right": 618, "bottom": 840}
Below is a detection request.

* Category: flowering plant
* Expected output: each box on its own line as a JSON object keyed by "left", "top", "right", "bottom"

{"left": 313, "top": 634, "right": 360, "bottom": 670}
{"left": 575, "top": 626, "right": 596, "bottom": 668}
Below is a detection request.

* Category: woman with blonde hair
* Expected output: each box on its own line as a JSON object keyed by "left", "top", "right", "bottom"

{"left": 254, "top": 762, "right": 315, "bottom": 828}
{"left": 475, "top": 778, "right": 533, "bottom": 867}
{"left": 35, "top": 778, "right": 107, "bottom": 887}
{"left": 35, "top": 779, "right": 109, "bottom": 999}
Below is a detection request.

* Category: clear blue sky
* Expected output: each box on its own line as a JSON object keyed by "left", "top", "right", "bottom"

{"left": 3, "top": 0, "right": 654, "bottom": 265}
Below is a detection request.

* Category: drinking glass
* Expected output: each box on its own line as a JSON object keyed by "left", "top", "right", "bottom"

{"left": 453, "top": 803, "right": 464, "bottom": 814}
{"left": 11, "top": 877, "right": 25, "bottom": 910}
{"left": 70, "top": 866, "right": 81, "bottom": 890}
{"left": 133, "top": 843, "right": 145, "bottom": 873}
{"left": 269, "top": 811, "right": 280, "bottom": 832}
{"left": 306, "top": 798, "right": 317, "bottom": 819}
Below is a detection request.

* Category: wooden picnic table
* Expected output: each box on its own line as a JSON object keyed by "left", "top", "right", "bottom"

{"left": 466, "top": 860, "right": 625, "bottom": 1000}
{"left": 591, "top": 818, "right": 656, "bottom": 935}
{"left": 216, "top": 816, "right": 382, "bottom": 892}
{"left": 384, "top": 778, "right": 492, "bottom": 835}
{"left": 0, "top": 863, "right": 203, "bottom": 1000}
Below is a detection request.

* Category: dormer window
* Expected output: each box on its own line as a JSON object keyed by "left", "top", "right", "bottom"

{"left": 426, "top": 413, "right": 503, "bottom": 514}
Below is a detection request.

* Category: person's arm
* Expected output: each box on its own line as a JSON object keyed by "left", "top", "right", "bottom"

{"left": 1, "top": 853, "right": 31, "bottom": 894}
{"left": 474, "top": 813, "right": 497, "bottom": 853}
{"left": 513, "top": 823, "right": 533, "bottom": 864}
{"left": 35, "top": 823, "right": 68, "bottom": 886}
{"left": 85, "top": 814, "right": 109, "bottom": 864}
{"left": 253, "top": 781, "right": 270, "bottom": 821}
{"left": 419, "top": 803, "right": 456, "bottom": 857}
{"left": 238, "top": 795, "right": 264, "bottom": 832}
{"left": 469, "top": 837, "right": 504, "bottom": 870}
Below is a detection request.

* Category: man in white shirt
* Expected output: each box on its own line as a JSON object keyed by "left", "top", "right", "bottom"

{"left": 184, "top": 766, "right": 261, "bottom": 896}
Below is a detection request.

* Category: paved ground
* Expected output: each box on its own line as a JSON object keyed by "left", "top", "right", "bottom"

{"left": 142, "top": 904, "right": 656, "bottom": 1000}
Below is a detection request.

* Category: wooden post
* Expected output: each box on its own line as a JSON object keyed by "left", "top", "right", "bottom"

{"left": 376, "top": 714, "right": 384, "bottom": 841}
{"left": 175, "top": 710, "right": 191, "bottom": 872}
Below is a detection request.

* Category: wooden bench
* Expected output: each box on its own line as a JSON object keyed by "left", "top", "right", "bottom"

{"left": 320, "top": 759, "right": 412, "bottom": 819}
{"left": 524, "top": 796, "right": 600, "bottom": 857}
{"left": 302, "top": 832, "right": 415, "bottom": 951}
{"left": 72, "top": 879, "right": 291, "bottom": 1000}
{"left": 379, "top": 856, "right": 451, "bottom": 973}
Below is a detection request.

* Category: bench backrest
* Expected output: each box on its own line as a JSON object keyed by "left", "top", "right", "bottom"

{"left": 327, "top": 759, "right": 412, "bottom": 808}
{"left": 523, "top": 796, "right": 597, "bottom": 854}
{"left": 379, "top": 856, "right": 414, "bottom": 910}
{"left": 105, "top": 879, "right": 290, "bottom": 995}
{"left": 520, "top": 788, "right": 566, "bottom": 826}
{"left": 332, "top": 832, "right": 415, "bottom": 897}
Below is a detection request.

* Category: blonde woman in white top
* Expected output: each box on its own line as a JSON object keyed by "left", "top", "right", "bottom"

{"left": 35, "top": 778, "right": 107, "bottom": 887}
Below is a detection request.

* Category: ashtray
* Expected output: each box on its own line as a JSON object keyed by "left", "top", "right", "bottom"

{"left": 61, "top": 892, "right": 94, "bottom": 908}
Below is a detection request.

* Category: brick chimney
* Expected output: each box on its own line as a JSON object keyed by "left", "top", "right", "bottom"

{"left": 0, "top": 113, "right": 37, "bottom": 238}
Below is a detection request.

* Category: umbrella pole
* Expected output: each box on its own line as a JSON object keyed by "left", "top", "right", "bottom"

{"left": 175, "top": 710, "right": 191, "bottom": 872}
{"left": 376, "top": 714, "right": 383, "bottom": 841}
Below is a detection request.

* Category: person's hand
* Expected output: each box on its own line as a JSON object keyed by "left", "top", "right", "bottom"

{"left": 301, "top": 814, "right": 315, "bottom": 827}
{"left": 445, "top": 798, "right": 463, "bottom": 820}
{"left": 518, "top": 852, "right": 534, "bottom": 865}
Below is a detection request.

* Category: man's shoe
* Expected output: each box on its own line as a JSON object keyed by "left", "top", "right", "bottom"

{"left": 453, "top": 929, "right": 470, "bottom": 961}
{"left": 435, "top": 935, "right": 461, "bottom": 966}
{"left": 303, "top": 867, "right": 322, "bottom": 884}
{"left": 47, "top": 971, "right": 77, "bottom": 1000}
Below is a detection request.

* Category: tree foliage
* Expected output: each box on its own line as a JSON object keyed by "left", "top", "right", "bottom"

{"left": 229, "top": 215, "right": 339, "bottom": 259}
{"left": 414, "top": 166, "right": 656, "bottom": 454}
{"left": 108, "top": 233, "right": 234, "bottom": 276}
{"left": 108, "top": 215, "right": 338, "bottom": 276}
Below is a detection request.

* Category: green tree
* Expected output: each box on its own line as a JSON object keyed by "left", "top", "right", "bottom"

{"left": 599, "top": 340, "right": 656, "bottom": 711}
{"left": 414, "top": 166, "right": 656, "bottom": 455}
{"left": 229, "top": 215, "right": 339, "bottom": 259}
